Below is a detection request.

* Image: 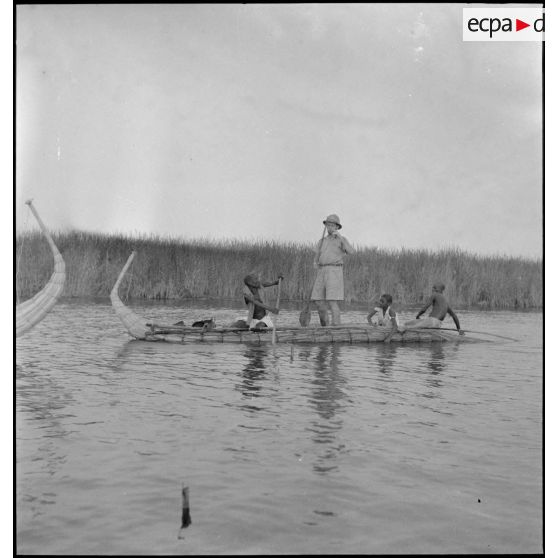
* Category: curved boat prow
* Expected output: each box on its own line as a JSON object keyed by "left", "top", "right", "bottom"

{"left": 16, "top": 200, "right": 66, "bottom": 337}
{"left": 110, "top": 251, "right": 149, "bottom": 339}
{"left": 109, "top": 253, "right": 485, "bottom": 346}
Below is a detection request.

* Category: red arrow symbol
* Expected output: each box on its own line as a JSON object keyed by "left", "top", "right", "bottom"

{"left": 516, "top": 19, "right": 530, "bottom": 31}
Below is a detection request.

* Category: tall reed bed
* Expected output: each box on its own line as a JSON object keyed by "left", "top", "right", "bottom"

{"left": 15, "top": 230, "right": 542, "bottom": 309}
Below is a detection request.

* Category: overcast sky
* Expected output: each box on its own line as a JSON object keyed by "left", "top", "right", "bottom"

{"left": 15, "top": 3, "right": 542, "bottom": 258}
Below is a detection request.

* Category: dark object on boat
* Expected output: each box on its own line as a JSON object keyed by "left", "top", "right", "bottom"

{"left": 230, "top": 319, "right": 249, "bottom": 329}
{"left": 192, "top": 318, "right": 216, "bottom": 331}
{"left": 174, "top": 320, "right": 185, "bottom": 326}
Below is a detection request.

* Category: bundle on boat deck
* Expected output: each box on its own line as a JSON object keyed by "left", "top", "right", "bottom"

{"left": 110, "top": 252, "right": 479, "bottom": 345}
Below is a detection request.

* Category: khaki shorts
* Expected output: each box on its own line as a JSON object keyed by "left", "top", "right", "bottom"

{"left": 311, "top": 266, "right": 344, "bottom": 301}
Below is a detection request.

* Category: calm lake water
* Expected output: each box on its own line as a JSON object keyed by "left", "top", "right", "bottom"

{"left": 16, "top": 299, "right": 542, "bottom": 555}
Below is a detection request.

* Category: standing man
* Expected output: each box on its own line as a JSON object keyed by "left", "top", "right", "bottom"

{"left": 311, "top": 214, "right": 355, "bottom": 326}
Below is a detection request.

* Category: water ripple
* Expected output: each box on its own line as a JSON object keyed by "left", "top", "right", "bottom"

{"left": 16, "top": 300, "right": 542, "bottom": 554}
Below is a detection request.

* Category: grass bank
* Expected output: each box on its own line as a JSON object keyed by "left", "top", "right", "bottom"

{"left": 15, "top": 230, "right": 542, "bottom": 309}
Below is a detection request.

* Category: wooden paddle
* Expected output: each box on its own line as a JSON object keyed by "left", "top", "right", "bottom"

{"left": 299, "top": 226, "right": 326, "bottom": 327}
{"left": 272, "top": 277, "right": 282, "bottom": 345}
{"left": 415, "top": 327, "right": 518, "bottom": 342}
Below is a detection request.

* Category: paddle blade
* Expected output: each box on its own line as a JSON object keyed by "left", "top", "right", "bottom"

{"left": 299, "top": 303, "right": 311, "bottom": 327}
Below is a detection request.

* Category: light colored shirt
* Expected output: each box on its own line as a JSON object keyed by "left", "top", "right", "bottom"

{"left": 369, "top": 306, "right": 383, "bottom": 325}
{"left": 315, "top": 233, "right": 355, "bottom": 265}
{"left": 377, "top": 306, "right": 399, "bottom": 327}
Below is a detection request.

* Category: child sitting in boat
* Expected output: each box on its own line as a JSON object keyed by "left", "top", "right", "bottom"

{"left": 367, "top": 293, "right": 399, "bottom": 343}
{"left": 233, "top": 273, "right": 283, "bottom": 330}
{"left": 402, "top": 282, "right": 464, "bottom": 335}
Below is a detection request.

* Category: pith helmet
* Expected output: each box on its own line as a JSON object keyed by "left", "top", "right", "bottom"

{"left": 323, "top": 214, "right": 342, "bottom": 229}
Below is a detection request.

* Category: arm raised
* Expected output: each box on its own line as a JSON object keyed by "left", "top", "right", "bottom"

{"left": 243, "top": 292, "right": 279, "bottom": 314}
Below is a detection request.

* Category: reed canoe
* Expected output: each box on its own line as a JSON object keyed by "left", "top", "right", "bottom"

{"left": 16, "top": 200, "right": 66, "bottom": 338}
{"left": 111, "top": 252, "right": 477, "bottom": 345}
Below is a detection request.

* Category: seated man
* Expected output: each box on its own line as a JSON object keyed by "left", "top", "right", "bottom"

{"left": 367, "top": 293, "right": 399, "bottom": 343}
{"left": 402, "top": 282, "right": 464, "bottom": 334}
{"left": 235, "top": 273, "right": 282, "bottom": 329}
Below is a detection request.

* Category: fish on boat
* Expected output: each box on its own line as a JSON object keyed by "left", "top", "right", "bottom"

{"left": 16, "top": 200, "right": 66, "bottom": 338}
{"left": 111, "top": 252, "right": 479, "bottom": 345}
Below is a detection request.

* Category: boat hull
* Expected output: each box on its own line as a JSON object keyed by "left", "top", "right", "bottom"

{"left": 131, "top": 325, "right": 471, "bottom": 344}
{"left": 16, "top": 201, "right": 66, "bottom": 337}
{"left": 111, "top": 252, "right": 478, "bottom": 345}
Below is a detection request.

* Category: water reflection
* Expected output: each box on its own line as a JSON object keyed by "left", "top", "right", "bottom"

{"left": 112, "top": 340, "right": 141, "bottom": 370}
{"left": 426, "top": 343, "right": 446, "bottom": 374}
{"left": 423, "top": 344, "right": 446, "bottom": 395}
{"left": 374, "top": 343, "right": 398, "bottom": 376}
{"left": 307, "top": 346, "right": 347, "bottom": 475}
{"left": 110, "top": 339, "right": 195, "bottom": 374}
{"left": 235, "top": 346, "right": 270, "bottom": 413}
{"left": 15, "top": 302, "right": 542, "bottom": 554}
{"left": 16, "top": 364, "right": 74, "bottom": 515}
{"left": 16, "top": 365, "right": 74, "bottom": 445}
{"left": 420, "top": 344, "right": 460, "bottom": 398}
{"left": 372, "top": 342, "right": 460, "bottom": 391}
{"left": 239, "top": 347, "right": 266, "bottom": 393}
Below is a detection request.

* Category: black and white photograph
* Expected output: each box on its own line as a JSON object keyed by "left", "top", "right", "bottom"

{"left": 15, "top": 3, "right": 544, "bottom": 555}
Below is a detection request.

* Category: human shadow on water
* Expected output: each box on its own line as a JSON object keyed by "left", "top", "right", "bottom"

{"left": 426, "top": 343, "right": 447, "bottom": 374}
{"left": 233, "top": 346, "right": 280, "bottom": 415}
{"left": 109, "top": 340, "right": 165, "bottom": 374}
{"left": 371, "top": 343, "right": 462, "bottom": 405}
{"left": 373, "top": 342, "right": 398, "bottom": 376}
{"left": 110, "top": 339, "right": 229, "bottom": 374}
{"left": 423, "top": 343, "right": 446, "bottom": 392}
{"left": 373, "top": 341, "right": 459, "bottom": 381}
{"left": 238, "top": 346, "right": 267, "bottom": 396}
{"left": 420, "top": 343, "right": 460, "bottom": 397}
{"left": 307, "top": 345, "right": 348, "bottom": 476}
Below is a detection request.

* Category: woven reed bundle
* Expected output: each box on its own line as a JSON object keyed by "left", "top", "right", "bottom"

{"left": 16, "top": 202, "right": 66, "bottom": 338}
{"left": 139, "top": 325, "right": 460, "bottom": 344}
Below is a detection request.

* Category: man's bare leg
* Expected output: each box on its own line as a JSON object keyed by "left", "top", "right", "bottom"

{"left": 329, "top": 301, "right": 341, "bottom": 325}
{"left": 316, "top": 300, "right": 330, "bottom": 326}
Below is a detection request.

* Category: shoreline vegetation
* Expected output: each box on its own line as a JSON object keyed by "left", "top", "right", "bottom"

{"left": 15, "top": 231, "right": 542, "bottom": 310}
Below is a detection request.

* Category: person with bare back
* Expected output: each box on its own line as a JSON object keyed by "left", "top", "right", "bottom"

{"left": 241, "top": 273, "right": 283, "bottom": 329}
{"left": 402, "top": 282, "right": 464, "bottom": 335}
